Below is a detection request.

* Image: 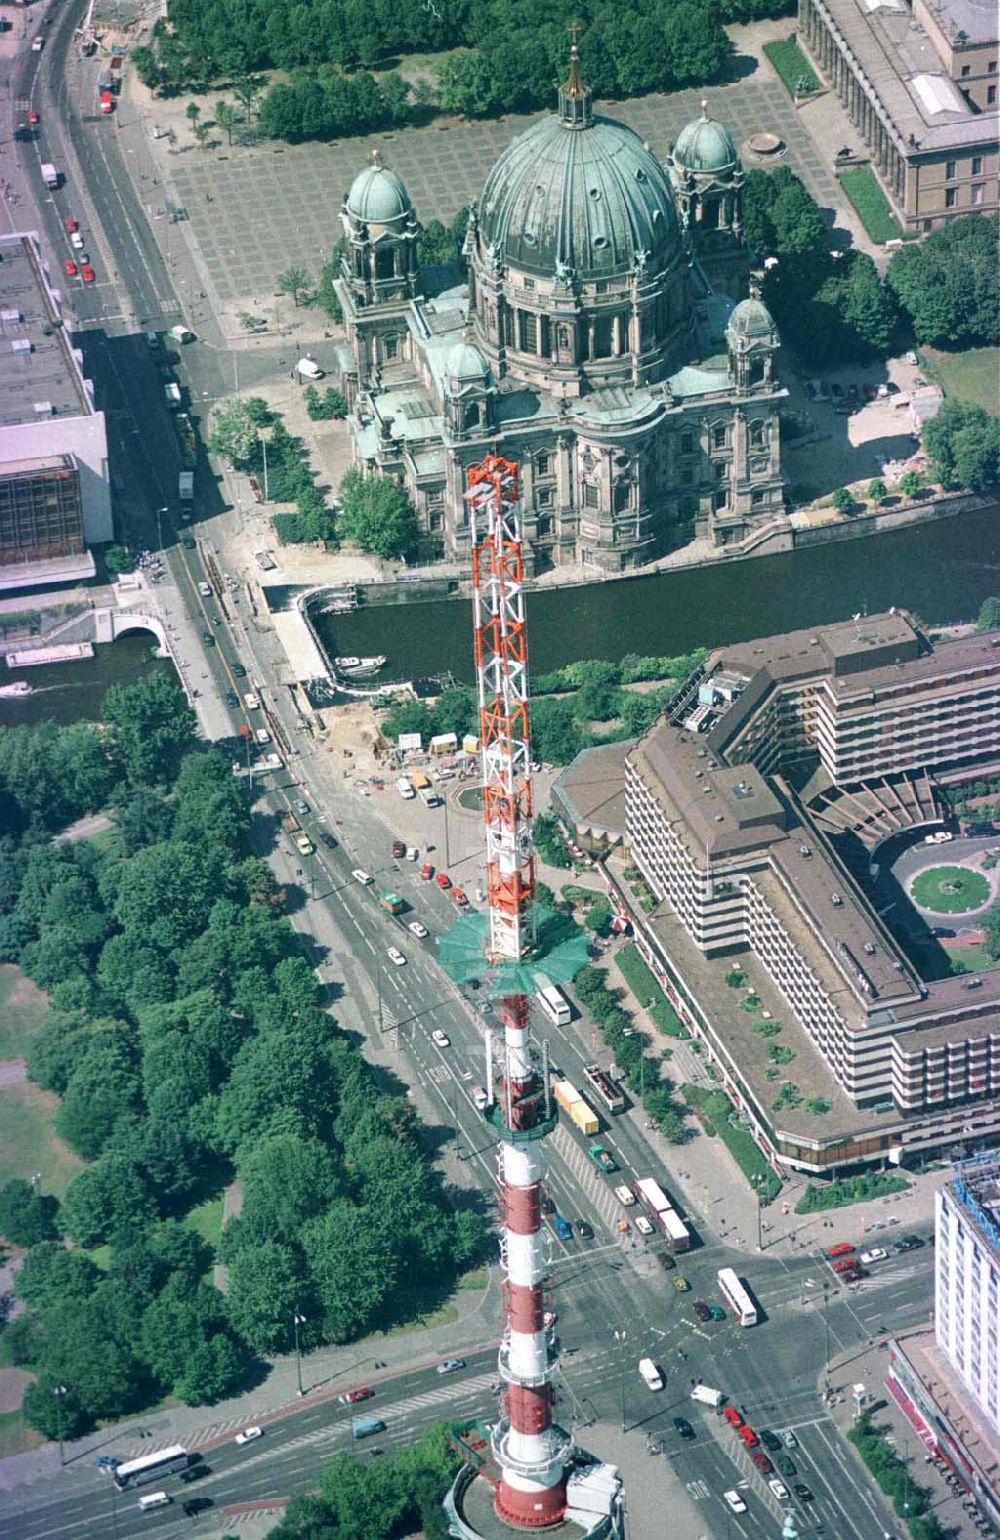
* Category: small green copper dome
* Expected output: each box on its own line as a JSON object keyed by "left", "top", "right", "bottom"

{"left": 346, "top": 160, "right": 411, "bottom": 225}
{"left": 727, "top": 297, "right": 778, "bottom": 347}
{"left": 672, "top": 105, "right": 739, "bottom": 174}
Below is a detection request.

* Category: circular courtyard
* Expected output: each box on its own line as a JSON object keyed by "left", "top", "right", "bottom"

{"left": 909, "top": 865, "right": 992, "bottom": 916}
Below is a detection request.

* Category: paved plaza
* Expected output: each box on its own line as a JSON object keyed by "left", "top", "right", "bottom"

{"left": 161, "top": 68, "right": 847, "bottom": 310}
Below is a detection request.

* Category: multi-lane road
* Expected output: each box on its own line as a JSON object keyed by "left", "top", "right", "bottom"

{"left": 0, "top": 12, "right": 936, "bottom": 1538}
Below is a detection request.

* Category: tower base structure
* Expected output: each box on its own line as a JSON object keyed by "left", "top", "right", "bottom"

{"left": 445, "top": 1438, "right": 622, "bottom": 1540}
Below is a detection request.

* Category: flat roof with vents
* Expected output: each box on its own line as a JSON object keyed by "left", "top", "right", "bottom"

{"left": 0, "top": 232, "right": 92, "bottom": 430}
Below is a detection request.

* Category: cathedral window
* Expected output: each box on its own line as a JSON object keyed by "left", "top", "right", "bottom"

{"left": 680, "top": 432, "right": 694, "bottom": 456}
{"left": 502, "top": 309, "right": 515, "bottom": 346}
{"left": 540, "top": 316, "right": 552, "bottom": 356}
{"left": 714, "top": 489, "right": 728, "bottom": 511}
{"left": 712, "top": 425, "right": 728, "bottom": 450}
{"left": 752, "top": 490, "right": 766, "bottom": 507}
{"left": 750, "top": 420, "right": 766, "bottom": 447}
{"left": 520, "top": 312, "right": 538, "bottom": 352}
{"left": 536, "top": 454, "right": 550, "bottom": 476}
{"left": 538, "top": 487, "right": 553, "bottom": 506}
{"left": 375, "top": 248, "right": 394, "bottom": 279}
{"left": 583, "top": 482, "right": 600, "bottom": 509}
{"left": 537, "top": 516, "right": 552, "bottom": 537}
{"left": 613, "top": 479, "right": 632, "bottom": 514}
{"left": 594, "top": 317, "right": 613, "bottom": 357}
{"left": 384, "top": 337, "right": 398, "bottom": 360}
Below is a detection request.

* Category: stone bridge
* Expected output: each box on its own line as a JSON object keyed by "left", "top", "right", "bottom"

{"left": 93, "top": 608, "right": 170, "bottom": 657}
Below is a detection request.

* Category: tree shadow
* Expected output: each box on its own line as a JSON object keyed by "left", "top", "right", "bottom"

{"left": 723, "top": 51, "right": 759, "bottom": 84}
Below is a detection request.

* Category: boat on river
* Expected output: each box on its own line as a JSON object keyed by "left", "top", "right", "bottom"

{"left": 334, "top": 655, "right": 386, "bottom": 676}
{"left": 0, "top": 680, "right": 32, "bottom": 699}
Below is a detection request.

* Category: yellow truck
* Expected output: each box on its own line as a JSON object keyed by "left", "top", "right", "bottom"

{"left": 552, "top": 1079, "right": 600, "bottom": 1137}
{"left": 410, "top": 770, "right": 431, "bottom": 791}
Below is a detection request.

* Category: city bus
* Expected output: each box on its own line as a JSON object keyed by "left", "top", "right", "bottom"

{"left": 536, "top": 985, "right": 571, "bottom": 1027}
{"left": 113, "top": 1445, "right": 190, "bottom": 1491}
{"left": 717, "top": 1267, "right": 758, "bottom": 1327}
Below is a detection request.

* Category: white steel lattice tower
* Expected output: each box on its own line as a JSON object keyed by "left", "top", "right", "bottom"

{"left": 467, "top": 455, "right": 570, "bottom": 1529}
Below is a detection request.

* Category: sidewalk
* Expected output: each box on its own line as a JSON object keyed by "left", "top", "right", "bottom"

{"left": 823, "top": 1337, "right": 980, "bottom": 1540}
{"left": 0, "top": 1269, "right": 497, "bottom": 1496}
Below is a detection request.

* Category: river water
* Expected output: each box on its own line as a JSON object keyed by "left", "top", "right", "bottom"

{"left": 0, "top": 635, "right": 175, "bottom": 728}
{"left": 316, "top": 507, "right": 1000, "bottom": 683}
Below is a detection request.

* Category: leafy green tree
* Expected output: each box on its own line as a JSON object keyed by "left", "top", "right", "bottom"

{"left": 224, "top": 1240, "right": 312, "bottom": 1352}
{"left": 923, "top": 398, "right": 1000, "bottom": 493}
{"left": 867, "top": 478, "right": 887, "bottom": 503}
{"left": 533, "top": 810, "right": 571, "bottom": 868}
{"left": 113, "top": 840, "right": 231, "bottom": 952}
{"left": 103, "top": 673, "right": 196, "bottom": 785}
{"left": 59, "top": 1152, "right": 156, "bottom": 1247}
{"left": 113, "top": 786, "right": 174, "bottom": 854}
{"left": 185, "top": 100, "right": 201, "bottom": 131}
{"left": 97, "top": 934, "right": 175, "bottom": 1017}
{"left": 215, "top": 99, "right": 239, "bottom": 144}
{"left": 743, "top": 167, "right": 825, "bottom": 258}
{"left": 831, "top": 488, "right": 854, "bottom": 515}
{"left": 21, "top": 1374, "right": 91, "bottom": 1441}
{"left": 34, "top": 1298, "right": 149, "bottom": 1419}
{"left": 210, "top": 396, "right": 267, "bottom": 466}
{"left": 0, "top": 1178, "right": 60, "bottom": 1246}
{"left": 303, "top": 1202, "right": 398, "bottom": 1340}
{"left": 231, "top": 73, "right": 264, "bottom": 123}
{"left": 55, "top": 1036, "right": 142, "bottom": 1160}
{"left": 975, "top": 597, "right": 1000, "bottom": 632}
{"left": 530, "top": 697, "right": 585, "bottom": 767}
{"left": 15, "top": 1243, "right": 99, "bottom": 1310}
{"left": 814, "top": 251, "right": 898, "bottom": 357}
{"left": 898, "top": 470, "right": 922, "bottom": 498}
{"left": 887, "top": 214, "right": 998, "bottom": 346}
{"left": 278, "top": 265, "right": 313, "bottom": 307}
{"left": 984, "top": 899, "right": 1000, "bottom": 960}
{"left": 337, "top": 468, "right": 418, "bottom": 560}
{"left": 213, "top": 1026, "right": 335, "bottom": 1152}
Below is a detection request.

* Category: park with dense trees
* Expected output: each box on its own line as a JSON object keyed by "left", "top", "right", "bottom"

{"left": 131, "top": 0, "right": 795, "bottom": 141}
{"left": 0, "top": 676, "right": 485, "bottom": 1439}
{"left": 380, "top": 652, "right": 708, "bottom": 767}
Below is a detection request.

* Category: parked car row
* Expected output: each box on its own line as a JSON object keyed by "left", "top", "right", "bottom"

{"left": 61, "top": 216, "right": 95, "bottom": 284}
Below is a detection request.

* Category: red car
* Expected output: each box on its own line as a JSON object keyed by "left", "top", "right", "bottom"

{"left": 420, "top": 862, "right": 434, "bottom": 881}
{"left": 62, "top": 258, "right": 77, "bottom": 278}
{"left": 751, "top": 1449, "right": 774, "bottom": 1475}
{"left": 832, "top": 1257, "right": 858, "bottom": 1274}
{"left": 435, "top": 871, "right": 451, "bottom": 890}
{"left": 80, "top": 265, "right": 95, "bottom": 284}
{"left": 722, "top": 1407, "right": 742, "bottom": 1428}
{"left": 64, "top": 216, "right": 78, "bottom": 233}
{"left": 827, "top": 1243, "right": 854, "bottom": 1259}
{"left": 27, "top": 109, "right": 40, "bottom": 126}
{"left": 451, "top": 887, "right": 469, "bottom": 906}
{"left": 738, "top": 1427, "right": 758, "bottom": 1449}
{"left": 337, "top": 1386, "right": 373, "bottom": 1405}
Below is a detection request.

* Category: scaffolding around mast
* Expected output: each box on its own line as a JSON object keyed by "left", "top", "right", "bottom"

{"left": 467, "top": 455, "right": 536, "bottom": 965}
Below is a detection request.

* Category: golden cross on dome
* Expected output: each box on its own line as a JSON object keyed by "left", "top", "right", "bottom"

{"left": 369, "top": 147, "right": 383, "bottom": 169}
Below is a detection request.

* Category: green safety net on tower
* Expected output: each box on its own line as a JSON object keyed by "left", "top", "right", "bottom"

{"left": 437, "top": 900, "right": 590, "bottom": 995}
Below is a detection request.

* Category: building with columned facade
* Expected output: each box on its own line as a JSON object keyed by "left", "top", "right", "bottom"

{"left": 334, "top": 48, "right": 787, "bottom": 576}
{"left": 797, "top": 0, "right": 998, "bottom": 230}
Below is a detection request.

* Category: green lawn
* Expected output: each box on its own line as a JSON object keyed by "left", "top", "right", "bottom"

{"left": 839, "top": 166, "right": 906, "bottom": 243}
{"left": 910, "top": 865, "right": 990, "bottom": 914}
{"left": 922, "top": 346, "right": 1000, "bottom": 414}
{"left": 0, "top": 1080, "right": 83, "bottom": 1198}
{"left": 0, "top": 965, "right": 60, "bottom": 1063}
{"left": 682, "top": 1085, "right": 782, "bottom": 1203}
{"left": 184, "top": 1193, "right": 225, "bottom": 1253}
{"left": 615, "top": 944, "right": 689, "bottom": 1039}
{"left": 763, "top": 36, "right": 820, "bottom": 98}
{"left": 0, "top": 1410, "right": 42, "bottom": 1459}
{"left": 795, "top": 1172, "right": 909, "bottom": 1213}
{"left": 945, "top": 943, "right": 996, "bottom": 974}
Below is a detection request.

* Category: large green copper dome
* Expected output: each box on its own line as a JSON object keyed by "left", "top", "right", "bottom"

{"left": 477, "top": 48, "right": 682, "bottom": 281}
{"left": 346, "top": 158, "right": 412, "bottom": 225}
{"left": 672, "top": 104, "right": 739, "bottom": 175}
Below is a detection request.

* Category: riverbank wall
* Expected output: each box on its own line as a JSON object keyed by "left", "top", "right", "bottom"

{"left": 348, "top": 490, "right": 991, "bottom": 611}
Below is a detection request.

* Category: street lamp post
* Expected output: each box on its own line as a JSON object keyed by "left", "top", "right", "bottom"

{"left": 613, "top": 1328, "right": 627, "bottom": 1433}
{"left": 292, "top": 1312, "right": 307, "bottom": 1397}
{"left": 259, "top": 425, "right": 273, "bottom": 503}
{"left": 754, "top": 1175, "right": 764, "bottom": 1252}
{"left": 53, "top": 1383, "right": 68, "bottom": 1465}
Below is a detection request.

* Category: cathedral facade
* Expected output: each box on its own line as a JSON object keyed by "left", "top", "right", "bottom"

{"left": 334, "top": 50, "right": 787, "bottom": 576}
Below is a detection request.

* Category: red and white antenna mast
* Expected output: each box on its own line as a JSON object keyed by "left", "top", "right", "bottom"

{"left": 467, "top": 455, "right": 569, "bottom": 1529}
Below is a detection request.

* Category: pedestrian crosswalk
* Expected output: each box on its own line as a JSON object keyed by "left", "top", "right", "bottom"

{"left": 685, "top": 1478, "right": 711, "bottom": 1500}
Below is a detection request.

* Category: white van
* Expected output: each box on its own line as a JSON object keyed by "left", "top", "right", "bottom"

{"left": 169, "top": 324, "right": 195, "bottom": 344}
{"left": 396, "top": 777, "right": 415, "bottom": 799}
{"left": 472, "top": 1085, "right": 489, "bottom": 1111}
{"left": 296, "top": 357, "right": 323, "bottom": 380}
{"left": 638, "top": 1357, "right": 664, "bottom": 1392}
{"left": 690, "top": 1383, "right": 724, "bottom": 1409}
{"left": 138, "top": 1491, "right": 172, "bottom": 1511}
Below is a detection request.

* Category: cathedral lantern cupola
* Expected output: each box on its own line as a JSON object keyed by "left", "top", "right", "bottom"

{"left": 726, "top": 296, "right": 779, "bottom": 391}
{"left": 340, "top": 150, "right": 422, "bottom": 305}
{"left": 666, "top": 102, "right": 748, "bottom": 298}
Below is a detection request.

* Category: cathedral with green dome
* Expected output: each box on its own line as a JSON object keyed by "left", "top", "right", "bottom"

{"left": 334, "top": 49, "right": 786, "bottom": 575}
